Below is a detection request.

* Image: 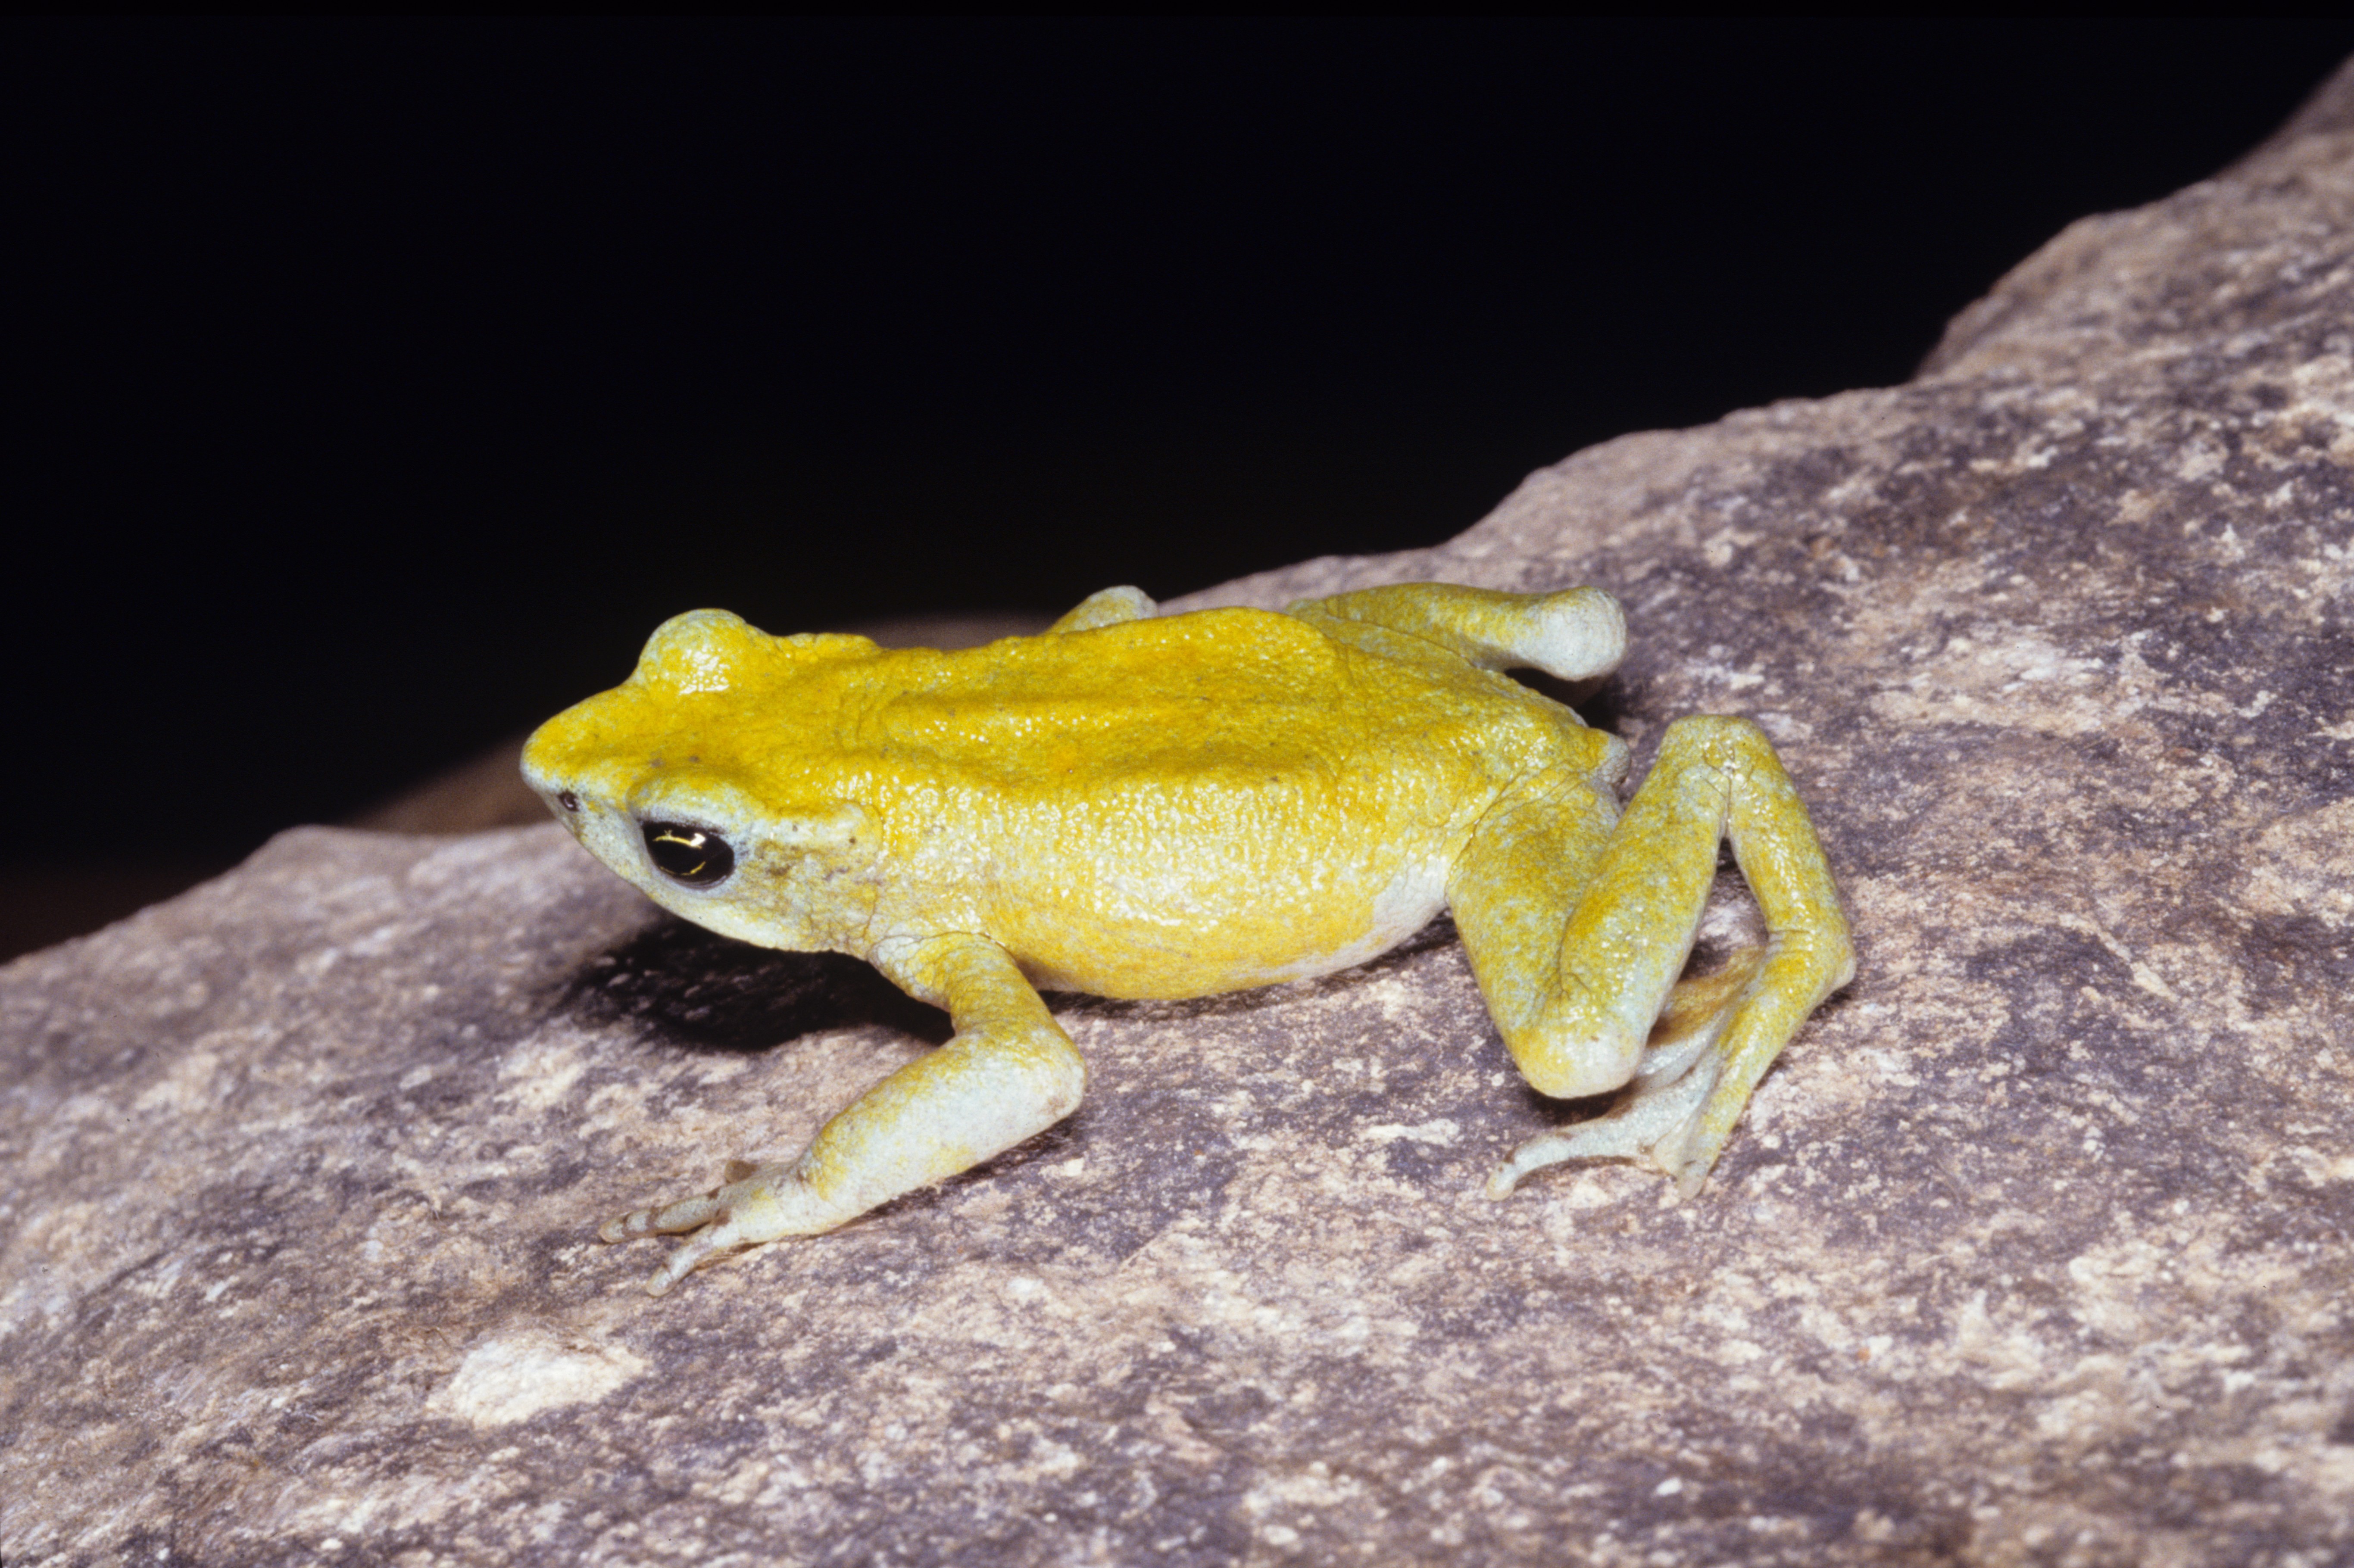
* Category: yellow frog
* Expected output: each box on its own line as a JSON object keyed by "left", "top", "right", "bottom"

{"left": 524, "top": 583, "right": 1854, "bottom": 1295}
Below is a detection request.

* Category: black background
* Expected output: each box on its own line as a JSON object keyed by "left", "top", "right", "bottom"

{"left": 9, "top": 21, "right": 2351, "bottom": 886}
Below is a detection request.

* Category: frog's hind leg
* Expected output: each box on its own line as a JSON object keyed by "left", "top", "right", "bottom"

{"left": 1290, "top": 582, "right": 1627, "bottom": 680}
{"left": 1454, "top": 715, "right": 1854, "bottom": 1200}
{"left": 1637, "top": 947, "right": 1770, "bottom": 1090}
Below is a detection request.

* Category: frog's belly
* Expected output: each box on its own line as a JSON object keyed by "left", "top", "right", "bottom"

{"left": 1007, "top": 849, "right": 1453, "bottom": 998}
{"left": 963, "top": 781, "right": 1477, "bottom": 1000}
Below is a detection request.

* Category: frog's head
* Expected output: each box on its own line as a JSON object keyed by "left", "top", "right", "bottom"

{"left": 521, "top": 609, "right": 880, "bottom": 949}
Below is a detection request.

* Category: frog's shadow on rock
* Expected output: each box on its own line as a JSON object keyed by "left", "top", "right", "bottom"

{"left": 1511, "top": 667, "right": 1622, "bottom": 730}
{"left": 559, "top": 916, "right": 950, "bottom": 1054}
{"left": 556, "top": 910, "right": 1455, "bottom": 1058}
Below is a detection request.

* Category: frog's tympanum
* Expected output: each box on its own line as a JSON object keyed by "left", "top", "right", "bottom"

{"left": 524, "top": 583, "right": 1855, "bottom": 1295}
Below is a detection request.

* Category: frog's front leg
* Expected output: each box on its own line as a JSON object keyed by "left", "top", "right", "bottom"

{"left": 599, "top": 932, "right": 1086, "bottom": 1295}
{"left": 1452, "top": 716, "right": 1854, "bottom": 1200}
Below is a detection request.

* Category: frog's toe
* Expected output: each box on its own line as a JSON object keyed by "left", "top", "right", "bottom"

{"left": 602, "top": 1163, "right": 822, "bottom": 1294}
{"left": 1482, "top": 1058, "right": 1720, "bottom": 1200}
{"left": 642, "top": 1224, "right": 734, "bottom": 1297}
{"left": 598, "top": 1188, "right": 723, "bottom": 1244}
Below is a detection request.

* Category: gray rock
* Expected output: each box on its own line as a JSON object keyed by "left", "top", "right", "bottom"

{"left": 8, "top": 62, "right": 2354, "bottom": 1568}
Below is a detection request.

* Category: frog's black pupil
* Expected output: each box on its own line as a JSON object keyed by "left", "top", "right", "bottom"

{"left": 556, "top": 791, "right": 580, "bottom": 813}
{"left": 642, "top": 821, "right": 734, "bottom": 887}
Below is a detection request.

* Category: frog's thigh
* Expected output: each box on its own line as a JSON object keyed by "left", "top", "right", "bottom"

{"left": 1445, "top": 769, "right": 1616, "bottom": 1087}
{"left": 1472, "top": 717, "right": 1854, "bottom": 1197}
{"left": 603, "top": 933, "right": 1086, "bottom": 1294}
{"left": 1450, "top": 762, "right": 1704, "bottom": 1101}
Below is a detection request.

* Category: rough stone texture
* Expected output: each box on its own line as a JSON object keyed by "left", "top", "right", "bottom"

{"left": 8, "top": 63, "right": 2354, "bottom": 1568}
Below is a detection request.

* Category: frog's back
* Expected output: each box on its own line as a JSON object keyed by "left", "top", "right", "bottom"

{"left": 531, "top": 602, "right": 1603, "bottom": 826}
{"left": 855, "top": 607, "right": 1573, "bottom": 792}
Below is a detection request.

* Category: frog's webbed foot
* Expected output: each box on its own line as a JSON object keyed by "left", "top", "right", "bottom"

{"left": 1453, "top": 715, "right": 1854, "bottom": 1203}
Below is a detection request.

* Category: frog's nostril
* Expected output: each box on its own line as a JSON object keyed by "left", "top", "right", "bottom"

{"left": 643, "top": 821, "right": 735, "bottom": 887}
{"left": 557, "top": 791, "right": 581, "bottom": 812}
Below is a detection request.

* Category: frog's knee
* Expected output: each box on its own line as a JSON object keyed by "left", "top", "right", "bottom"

{"left": 1514, "top": 586, "right": 1627, "bottom": 681}
{"left": 1658, "top": 713, "right": 1773, "bottom": 765}
{"left": 1505, "top": 1025, "right": 1643, "bottom": 1100}
{"left": 1023, "top": 1032, "right": 1089, "bottom": 1119}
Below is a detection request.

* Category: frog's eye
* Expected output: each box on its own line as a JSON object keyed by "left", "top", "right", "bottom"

{"left": 556, "top": 791, "right": 580, "bottom": 813}
{"left": 642, "top": 821, "right": 735, "bottom": 888}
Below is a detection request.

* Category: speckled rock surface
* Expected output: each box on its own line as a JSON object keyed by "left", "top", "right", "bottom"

{"left": 8, "top": 63, "right": 2354, "bottom": 1568}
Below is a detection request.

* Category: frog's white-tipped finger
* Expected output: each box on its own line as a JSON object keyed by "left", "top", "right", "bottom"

{"left": 598, "top": 1189, "right": 724, "bottom": 1244}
